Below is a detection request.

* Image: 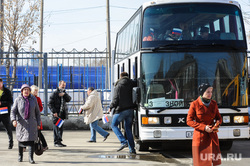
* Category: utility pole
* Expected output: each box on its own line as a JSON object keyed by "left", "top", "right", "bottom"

{"left": 106, "top": 0, "right": 111, "bottom": 89}
{"left": 0, "top": 0, "right": 4, "bottom": 64}
{"left": 38, "top": 0, "right": 44, "bottom": 88}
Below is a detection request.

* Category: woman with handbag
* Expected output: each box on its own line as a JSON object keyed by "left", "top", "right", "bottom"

{"left": 11, "top": 84, "right": 41, "bottom": 164}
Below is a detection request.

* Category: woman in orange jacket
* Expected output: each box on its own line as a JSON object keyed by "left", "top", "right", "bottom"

{"left": 187, "top": 83, "right": 222, "bottom": 166}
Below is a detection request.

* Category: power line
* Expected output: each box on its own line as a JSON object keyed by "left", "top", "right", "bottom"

{"left": 47, "top": 19, "right": 127, "bottom": 26}
{"left": 48, "top": 33, "right": 106, "bottom": 49}
{"left": 44, "top": 6, "right": 105, "bottom": 14}
{"left": 44, "top": 5, "right": 137, "bottom": 15}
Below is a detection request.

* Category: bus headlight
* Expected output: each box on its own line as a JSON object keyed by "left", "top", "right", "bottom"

{"left": 234, "top": 116, "right": 248, "bottom": 123}
{"left": 148, "top": 117, "right": 160, "bottom": 124}
{"left": 142, "top": 117, "right": 160, "bottom": 125}
{"left": 164, "top": 117, "right": 172, "bottom": 124}
{"left": 223, "top": 116, "right": 230, "bottom": 123}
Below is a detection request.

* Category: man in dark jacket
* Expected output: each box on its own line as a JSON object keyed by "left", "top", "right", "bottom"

{"left": 109, "top": 72, "right": 137, "bottom": 154}
{"left": 0, "top": 78, "right": 14, "bottom": 149}
{"left": 48, "top": 80, "right": 71, "bottom": 147}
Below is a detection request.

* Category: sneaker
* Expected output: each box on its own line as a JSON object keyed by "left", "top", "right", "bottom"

{"left": 87, "top": 140, "right": 96, "bottom": 143}
{"left": 103, "top": 133, "right": 110, "bottom": 142}
{"left": 128, "top": 151, "right": 136, "bottom": 155}
{"left": 54, "top": 144, "right": 63, "bottom": 147}
{"left": 59, "top": 143, "right": 67, "bottom": 147}
{"left": 117, "top": 144, "right": 128, "bottom": 152}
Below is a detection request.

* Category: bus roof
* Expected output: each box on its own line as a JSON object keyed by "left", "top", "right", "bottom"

{"left": 142, "top": 0, "right": 240, "bottom": 9}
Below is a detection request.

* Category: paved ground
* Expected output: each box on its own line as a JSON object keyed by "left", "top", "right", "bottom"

{"left": 0, "top": 130, "right": 169, "bottom": 166}
{"left": 1, "top": 130, "right": 249, "bottom": 166}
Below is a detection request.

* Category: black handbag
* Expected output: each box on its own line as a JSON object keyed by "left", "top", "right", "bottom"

{"left": 34, "top": 132, "right": 43, "bottom": 156}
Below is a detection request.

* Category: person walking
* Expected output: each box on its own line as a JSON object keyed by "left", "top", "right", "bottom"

{"left": 30, "top": 85, "right": 48, "bottom": 151}
{"left": 10, "top": 84, "right": 41, "bottom": 164}
{"left": 109, "top": 72, "right": 137, "bottom": 154}
{"left": 48, "top": 80, "right": 71, "bottom": 147}
{"left": 0, "top": 78, "right": 14, "bottom": 149}
{"left": 186, "top": 83, "right": 222, "bottom": 166}
{"left": 80, "top": 87, "right": 110, "bottom": 143}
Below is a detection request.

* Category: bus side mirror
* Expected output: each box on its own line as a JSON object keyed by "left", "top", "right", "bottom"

{"left": 133, "top": 87, "right": 141, "bottom": 104}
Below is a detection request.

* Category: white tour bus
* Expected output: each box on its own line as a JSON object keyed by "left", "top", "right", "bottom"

{"left": 112, "top": 0, "right": 249, "bottom": 151}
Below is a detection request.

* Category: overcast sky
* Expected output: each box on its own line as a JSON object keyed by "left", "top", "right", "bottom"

{"left": 30, "top": 0, "right": 250, "bottom": 52}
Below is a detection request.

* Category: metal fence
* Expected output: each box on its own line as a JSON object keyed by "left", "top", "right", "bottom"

{"left": 0, "top": 48, "right": 111, "bottom": 115}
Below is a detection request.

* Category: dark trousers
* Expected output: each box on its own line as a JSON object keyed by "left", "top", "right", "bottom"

{"left": 0, "top": 115, "right": 13, "bottom": 145}
{"left": 38, "top": 130, "right": 48, "bottom": 147}
{"left": 53, "top": 123, "right": 63, "bottom": 144}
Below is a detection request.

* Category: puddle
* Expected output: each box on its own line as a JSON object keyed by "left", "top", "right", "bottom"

{"left": 88, "top": 154, "right": 168, "bottom": 163}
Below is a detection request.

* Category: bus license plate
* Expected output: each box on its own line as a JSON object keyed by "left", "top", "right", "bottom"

{"left": 166, "top": 99, "right": 184, "bottom": 107}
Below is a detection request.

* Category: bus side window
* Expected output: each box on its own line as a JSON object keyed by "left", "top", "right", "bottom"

{"left": 134, "top": 57, "right": 138, "bottom": 79}
{"left": 122, "top": 63, "right": 125, "bottom": 72}
{"left": 117, "top": 64, "right": 120, "bottom": 79}
{"left": 128, "top": 59, "right": 131, "bottom": 78}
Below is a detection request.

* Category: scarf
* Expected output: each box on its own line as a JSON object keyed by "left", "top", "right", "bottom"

{"left": 59, "top": 89, "right": 64, "bottom": 113}
{"left": 23, "top": 95, "right": 30, "bottom": 120}
{"left": 200, "top": 96, "right": 211, "bottom": 107}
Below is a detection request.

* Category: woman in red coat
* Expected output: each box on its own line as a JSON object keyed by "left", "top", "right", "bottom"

{"left": 187, "top": 83, "right": 222, "bottom": 166}
{"left": 31, "top": 85, "right": 48, "bottom": 151}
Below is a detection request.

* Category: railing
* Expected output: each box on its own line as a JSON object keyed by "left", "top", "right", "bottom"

{"left": 0, "top": 48, "right": 111, "bottom": 115}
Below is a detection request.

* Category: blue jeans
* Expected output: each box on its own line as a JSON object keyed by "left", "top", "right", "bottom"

{"left": 89, "top": 120, "right": 109, "bottom": 141}
{"left": 111, "top": 109, "right": 135, "bottom": 153}
{"left": 53, "top": 123, "right": 63, "bottom": 144}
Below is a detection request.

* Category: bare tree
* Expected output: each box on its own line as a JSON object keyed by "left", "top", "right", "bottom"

{"left": 0, "top": 0, "right": 40, "bottom": 91}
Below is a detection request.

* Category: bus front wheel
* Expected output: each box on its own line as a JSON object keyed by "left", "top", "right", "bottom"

{"left": 135, "top": 141, "right": 149, "bottom": 151}
{"left": 219, "top": 140, "right": 233, "bottom": 150}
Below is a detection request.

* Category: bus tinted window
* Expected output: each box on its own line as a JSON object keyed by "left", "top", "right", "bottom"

{"left": 142, "top": 3, "right": 244, "bottom": 43}
{"left": 115, "top": 10, "right": 141, "bottom": 63}
{"left": 140, "top": 52, "right": 248, "bottom": 108}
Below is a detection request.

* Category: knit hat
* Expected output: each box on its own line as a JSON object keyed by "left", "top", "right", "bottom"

{"left": 21, "top": 84, "right": 31, "bottom": 92}
{"left": 198, "top": 83, "right": 212, "bottom": 96}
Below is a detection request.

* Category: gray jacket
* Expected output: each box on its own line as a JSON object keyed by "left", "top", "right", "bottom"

{"left": 10, "top": 94, "right": 41, "bottom": 142}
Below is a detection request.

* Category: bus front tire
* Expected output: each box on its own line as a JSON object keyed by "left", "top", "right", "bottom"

{"left": 219, "top": 140, "right": 233, "bottom": 151}
{"left": 135, "top": 142, "right": 149, "bottom": 151}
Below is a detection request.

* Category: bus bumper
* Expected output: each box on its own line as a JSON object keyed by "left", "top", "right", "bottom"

{"left": 139, "top": 126, "right": 249, "bottom": 141}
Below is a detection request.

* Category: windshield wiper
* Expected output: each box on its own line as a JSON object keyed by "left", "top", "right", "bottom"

{"left": 157, "top": 106, "right": 173, "bottom": 113}
{"left": 229, "top": 106, "right": 241, "bottom": 112}
{"left": 152, "top": 43, "right": 196, "bottom": 51}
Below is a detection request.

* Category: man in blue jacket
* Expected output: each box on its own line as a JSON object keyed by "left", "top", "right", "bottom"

{"left": 0, "top": 78, "right": 13, "bottom": 149}
{"left": 109, "top": 72, "right": 137, "bottom": 154}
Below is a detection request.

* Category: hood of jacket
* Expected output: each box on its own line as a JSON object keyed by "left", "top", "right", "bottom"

{"left": 115, "top": 76, "right": 130, "bottom": 86}
{"left": 89, "top": 90, "right": 98, "bottom": 97}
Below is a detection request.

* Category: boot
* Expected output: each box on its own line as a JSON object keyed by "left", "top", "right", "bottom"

{"left": 28, "top": 145, "right": 35, "bottom": 164}
{"left": 18, "top": 146, "right": 23, "bottom": 162}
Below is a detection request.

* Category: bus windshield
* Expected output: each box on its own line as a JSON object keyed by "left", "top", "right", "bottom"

{"left": 140, "top": 52, "right": 248, "bottom": 109}
{"left": 142, "top": 3, "right": 245, "bottom": 48}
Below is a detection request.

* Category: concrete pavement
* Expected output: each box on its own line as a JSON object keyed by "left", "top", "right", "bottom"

{"left": 0, "top": 130, "right": 168, "bottom": 166}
